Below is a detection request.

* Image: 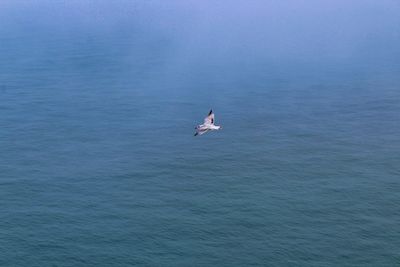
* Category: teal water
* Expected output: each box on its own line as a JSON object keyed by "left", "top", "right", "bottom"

{"left": 1, "top": 1, "right": 400, "bottom": 266}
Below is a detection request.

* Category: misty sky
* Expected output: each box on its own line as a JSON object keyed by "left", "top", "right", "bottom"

{"left": 1, "top": 0, "right": 399, "bottom": 78}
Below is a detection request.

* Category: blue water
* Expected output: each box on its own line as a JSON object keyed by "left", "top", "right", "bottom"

{"left": 1, "top": 1, "right": 400, "bottom": 266}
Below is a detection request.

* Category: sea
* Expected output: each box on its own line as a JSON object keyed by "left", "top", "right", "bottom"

{"left": 1, "top": 1, "right": 400, "bottom": 266}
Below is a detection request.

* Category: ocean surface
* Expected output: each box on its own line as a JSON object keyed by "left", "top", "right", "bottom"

{"left": 1, "top": 1, "right": 400, "bottom": 266}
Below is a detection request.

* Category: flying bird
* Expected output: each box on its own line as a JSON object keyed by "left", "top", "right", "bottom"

{"left": 194, "top": 109, "right": 222, "bottom": 136}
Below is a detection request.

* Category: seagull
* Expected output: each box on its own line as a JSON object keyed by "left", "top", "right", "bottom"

{"left": 194, "top": 109, "right": 222, "bottom": 136}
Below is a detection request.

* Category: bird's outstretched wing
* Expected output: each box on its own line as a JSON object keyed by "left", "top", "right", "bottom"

{"left": 194, "top": 129, "right": 209, "bottom": 136}
{"left": 204, "top": 109, "right": 215, "bottom": 125}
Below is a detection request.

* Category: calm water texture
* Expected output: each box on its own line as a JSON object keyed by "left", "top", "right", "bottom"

{"left": 1, "top": 1, "right": 400, "bottom": 266}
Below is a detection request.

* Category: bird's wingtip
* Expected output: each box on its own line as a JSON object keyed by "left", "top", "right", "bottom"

{"left": 208, "top": 109, "right": 213, "bottom": 115}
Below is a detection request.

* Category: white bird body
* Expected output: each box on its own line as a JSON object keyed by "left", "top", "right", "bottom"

{"left": 194, "top": 110, "right": 222, "bottom": 136}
